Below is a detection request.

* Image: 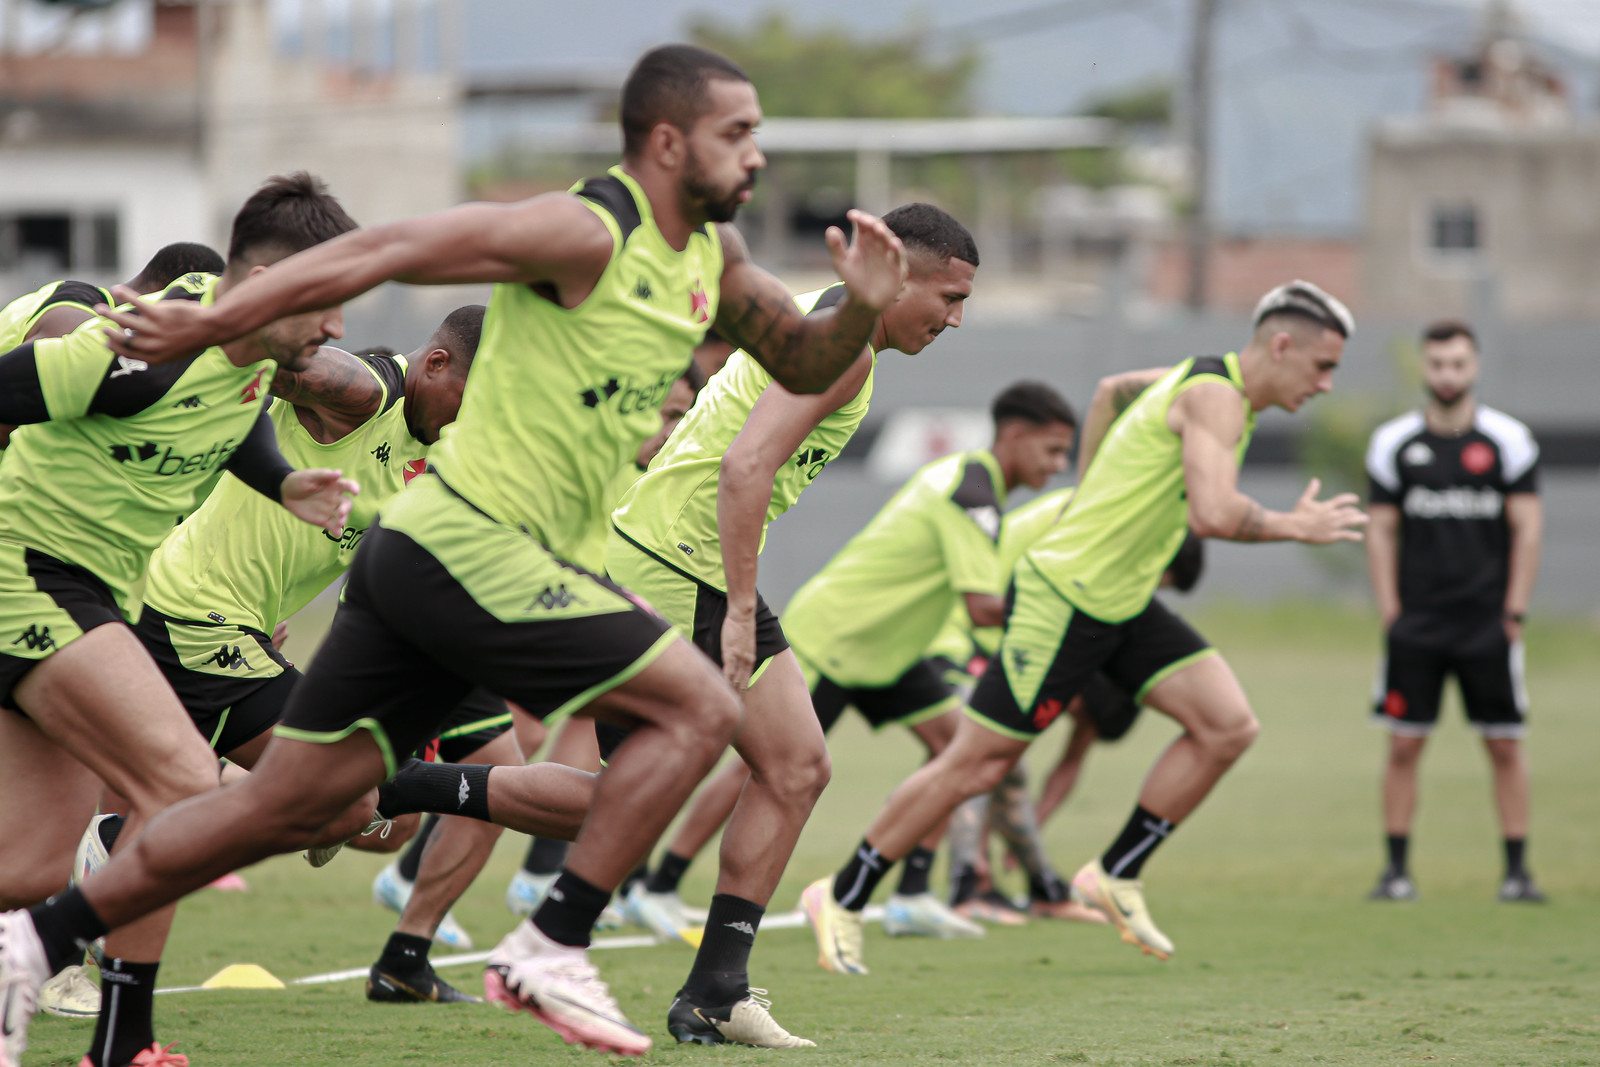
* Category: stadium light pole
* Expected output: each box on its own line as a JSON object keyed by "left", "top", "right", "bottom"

{"left": 1184, "top": 0, "right": 1219, "bottom": 312}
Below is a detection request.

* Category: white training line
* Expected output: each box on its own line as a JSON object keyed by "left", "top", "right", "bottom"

{"left": 156, "top": 905, "right": 883, "bottom": 995}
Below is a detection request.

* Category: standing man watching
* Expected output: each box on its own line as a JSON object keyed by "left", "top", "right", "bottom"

{"left": 1364, "top": 320, "right": 1544, "bottom": 903}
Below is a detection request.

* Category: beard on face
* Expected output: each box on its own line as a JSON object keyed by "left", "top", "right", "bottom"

{"left": 683, "top": 148, "right": 756, "bottom": 224}
{"left": 1426, "top": 382, "right": 1470, "bottom": 408}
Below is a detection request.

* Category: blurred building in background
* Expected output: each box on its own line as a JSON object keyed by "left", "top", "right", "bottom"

{"left": 1365, "top": 21, "right": 1600, "bottom": 323}
{"left": 0, "top": 0, "right": 460, "bottom": 292}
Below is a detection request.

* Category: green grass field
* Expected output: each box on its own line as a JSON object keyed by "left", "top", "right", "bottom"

{"left": 25, "top": 603, "right": 1600, "bottom": 1066}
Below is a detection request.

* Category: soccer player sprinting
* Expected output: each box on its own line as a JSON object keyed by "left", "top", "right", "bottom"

{"left": 802, "top": 280, "right": 1368, "bottom": 974}
{"left": 630, "top": 388, "right": 1077, "bottom": 937}
{"left": 0, "top": 44, "right": 906, "bottom": 1061}
{"left": 603, "top": 203, "right": 978, "bottom": 1047}
{"left": 1363, "top": 319, "right": 1544, "bottom": 902}
{"left": 0, "top": 174, "right": 361, "bottom": 1067}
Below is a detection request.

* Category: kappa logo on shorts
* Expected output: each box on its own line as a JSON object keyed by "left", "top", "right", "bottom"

{"left": 1383, "top": 690, "right": 1407, "bottom": 718}
{"left": 525, "top": 583, "right": 585, "bottom": 612}
{"left": 207, "top": 644, "right": 253, "bottom": 670}
{"left": 10, "top": 624, "right": 55, "bottom": 651}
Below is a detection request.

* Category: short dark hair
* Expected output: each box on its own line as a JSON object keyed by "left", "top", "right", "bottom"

{"left": 130, "top": 242, "right": 225, "bottom": 292}
{"left": 1422, "top": 318, "right": 1477, "bottom": 349}
{"left": 227, "top": 172, "right": 358, "bottom": 268}
{"left": 991, "top": 380, "right": 1076, "bottom": 430}
{"left": 621, "top": 44, "right": 751, "bottom": 158}
{"left": 350, "top": 345, "right": 398, "bottom": 358}
{"left": 680, "top": 359, "right": 708, "bottom": 395}
{"left": 429, "top": 304, "right": 486, "bottom": 371}
{"left": 882, "top": 203, "right": 979, "bottom": 269}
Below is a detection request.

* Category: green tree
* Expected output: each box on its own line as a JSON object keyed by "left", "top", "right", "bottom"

{"left": 687, "top": 11, "right": 979, "bottom": 118}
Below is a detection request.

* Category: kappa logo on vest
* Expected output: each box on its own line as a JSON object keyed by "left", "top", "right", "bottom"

{"left": 172, "top": 395, "right": 204, "bottom": 409}
{"left": 633, "top": 277, "right": 653, "bottom": 301}
{"left": 207, "top": 644, "right": 252, "bottom": 670}
{"left": 372, "top": 442, "right": 392, "bottom": 466}
{"left": 526, "top": 584, "right": 585, "bottom": 612}
{"left": 10, "top": 624, "right": 55, "bottom": 652}
{"left": 1009, "top": 647, "right": 1030, "bottom": 674}
{"left": 794, "top": 447, "right": 830, "bottom": 479}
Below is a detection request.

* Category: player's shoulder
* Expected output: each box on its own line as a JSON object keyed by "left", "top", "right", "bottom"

{"left": 1473, "top": 405, "right": 1538, "bottom": 480}
{"left": 1364, "top": 410, "right": 1426, "bottom": 489}
{"left": 1472, "top": 405, "right": 1536, "bottom": 449}
{"left": 1367, "top": 410, "right": 1426, "bottom": 454}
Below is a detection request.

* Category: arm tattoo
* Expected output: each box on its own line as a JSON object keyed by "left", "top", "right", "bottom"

{"left": 1110, "top": 378, "right": 1148, "bottom": 414}
{"left": 1231, "top": 500, "right": 1266, "bottom": 542}
{"left": 270, "top": 351, "right": 382, "bottom": 422}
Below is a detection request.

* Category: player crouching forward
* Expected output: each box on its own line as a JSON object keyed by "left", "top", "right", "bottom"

{"left": 803, "top": 280, "right": 1368, "bottom": 974}
{"left": 0, "top": 173, "right": 360, "bottom": 1067}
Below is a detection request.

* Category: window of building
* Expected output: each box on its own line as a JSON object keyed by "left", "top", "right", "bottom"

{"left": 1429, "top": 202, "right": 1480, "bottom": 253}
{"left": 0, "top": 210, "right": 120, "bottom": 275}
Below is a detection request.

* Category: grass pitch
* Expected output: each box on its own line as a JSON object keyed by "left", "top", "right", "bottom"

{"left": 26, "top": 603, "right": 1599, "bottom": 1066}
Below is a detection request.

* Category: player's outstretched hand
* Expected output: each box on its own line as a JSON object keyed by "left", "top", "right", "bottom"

{"left": 96, "top": 285, "right": 222, "bottom": 364}
{"left": 1291, "top": 477, "right": 1368, "bottom": 544}
{"left": 282, "top": 468, "right": 360, "bottom": 537}
{"left": 826, "top": 209, "right": 907, "bottom": 314}
{"left": 719, "top": 609, "right": 757, "bottom": 695}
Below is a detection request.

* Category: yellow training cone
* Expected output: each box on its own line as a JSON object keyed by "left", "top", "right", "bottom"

{"left": 201, "top": 963, "right": 284, "bottom": 990}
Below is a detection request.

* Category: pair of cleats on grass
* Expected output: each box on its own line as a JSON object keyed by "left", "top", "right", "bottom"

{"left": 801, "top": 858, "right": 1176, "bottom": 977}
{"left": 1368, "top": 868, "right": 1547, "bottom": 903}
{"left": 482, "top": 920, "right": 812, "bottom": 1055}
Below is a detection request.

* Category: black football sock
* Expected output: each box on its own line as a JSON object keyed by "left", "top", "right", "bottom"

{"left": 85, "top": 959, "right": 159, "bottom": 1067}
{"left": 645, "top": 850, "right": 692, "bottom": 894}
{"left": 28, "top": 888, "right": 110, "bottom": 976}
{"left": 97, "top": 814, "right": 125, "bottom": 853}
{"left": 895, "top": 846, "right": 935, "bottom": 896}
{"left": 1100, "top": 805, "right": 1174, "bottom": 880}
{"left": 1504, "top": 837, "right": 1527, "bottom": 878}
{"left": 681, "top": 894, "right": 763, "bottom": 1005}
{"left": 531, "top": 870, "right": 611, "bottom": 948}
{"left": 949, "top": 862, "right": 980, "bottom": 906}
{"left": 396, "top": 814, "right": 439, "bottom": 883}
{"left": 375, "top": 931, "right": 432, "bottom": 973}
{"left": 1029, "top": 868, "right": 1069, "bottom": 905}
{"left": 522, "top": 836, "right": 569, "bottom": 876}
{"left": 1387, "top": 833, "right": 1410, "bottom": 875}
{"left": 619, "top": 863, "right": 649, "bottom": 897}
{"left": 376, "top": 760, "right": 491, "bottom": 822}
{"left": 833, "top": 839, "right": 890, "bottom": 912}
